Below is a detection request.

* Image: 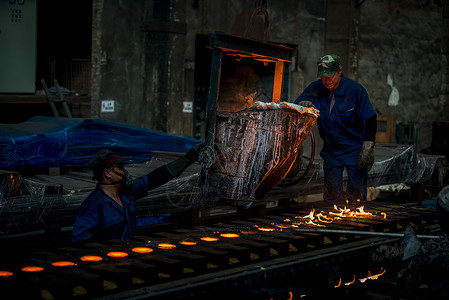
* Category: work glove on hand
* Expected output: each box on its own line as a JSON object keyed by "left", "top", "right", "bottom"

{"left": 298, "top": 100, "right": 314, "bottom": 108}
{"left": 357, "top": 141, "right": 375, "bottom": 170}
{"left": 166, "top": 142, "right": 204, "bottom": 177}
{"left": 402, "top": 225, "right": 423, "bottom": 261}
{"left": 185, "top": 142, "right": 205, "bottom": 162}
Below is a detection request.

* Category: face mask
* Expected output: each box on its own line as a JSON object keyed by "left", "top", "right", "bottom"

{"left": 110, "top": 168, "right": 134, "bottom": 189}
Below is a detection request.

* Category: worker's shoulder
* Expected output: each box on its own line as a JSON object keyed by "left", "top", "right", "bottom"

{"left": 81, "top": 187, "right": 108, "bottom": 206}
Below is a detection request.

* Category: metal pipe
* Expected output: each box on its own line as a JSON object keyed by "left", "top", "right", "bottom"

{"left": 292, "top": 227, "right": 442, "bottom": 239}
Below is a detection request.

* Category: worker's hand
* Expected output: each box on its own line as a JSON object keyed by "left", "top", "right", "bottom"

{"left": 298, "top": 100, "right": 314, "bottom": 108}
{"left": 357, "top": 141, "right": 375, "bottom": 170}
{"left": 165, "top": 142, "right": 204, "bottom": 178}
{"left": 402, "top": 225, "right": 423, "bottom": 261}
{"left": 185, "top": 142, "right": 205, "bottom": 162}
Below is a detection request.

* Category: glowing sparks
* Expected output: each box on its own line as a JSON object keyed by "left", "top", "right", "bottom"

{"left": 344, "top": 275, "right": 356, "bottom": 286}
{"left": 334, "top": 278, "right": 342, "bottom": 288}
{"left": 304, "top": 220, "right": 325, "bottom": 227}
{"left": 334, "top": 268, "right": 387, "bottom": 287}
{"left": 301, "top": 208, "right": 316, "bottom": 220}
{"left": 316, "top": 212, "right": 333, "bottom": 223}
{"left": 368, "top": 267, "right": 386, "bottom": 280}
{"left": 292, "top": 204, "right": 379, "bottom": 227}
{"left": 274, "top": 223, "right": 292, "bottom": 229}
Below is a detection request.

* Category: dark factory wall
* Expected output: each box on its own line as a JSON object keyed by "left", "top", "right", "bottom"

{"left": 89, "top": 0, "right": 448, "bottom": 151}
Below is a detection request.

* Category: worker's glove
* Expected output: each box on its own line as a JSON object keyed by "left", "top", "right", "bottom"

{"left": 357, "top": 141, "right": 375, "bottom": 170}
{"left": 298, "top": 100, "right": 314, "bottom": 108}
{"left": 166, "top": 142, "right": 204, "bottom": 177}
{"left": 402, "top": 225, "right": 423, "bottom": 261}
{"left": 185, "top": 142, "right": 205, "bottom": 162}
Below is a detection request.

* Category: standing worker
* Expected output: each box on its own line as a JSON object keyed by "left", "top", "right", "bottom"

{"left": 294, "top": 54, "right": 377, "bottom": 205}
{"left": 72, "top": 144, "right": 203, "bottom": 243}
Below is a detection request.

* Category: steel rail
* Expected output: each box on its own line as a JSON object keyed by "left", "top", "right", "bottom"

{"left": 292, "top": 227, "right": 442, "bottom": 239}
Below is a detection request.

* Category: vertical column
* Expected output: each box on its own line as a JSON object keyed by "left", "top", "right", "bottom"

{"left": 204, "top": 48, "right": 223, "bottom": 147}
{"left": 441, "top": 0, "right": 449, "bottom": 118}
{"left": 324, "top": 0, "right": 360, "bottom": 80}
{"left": 90, "top": 0, "right": 104, "bottom": 118}
{"left": 143, "top": 0, "right": 188, "bottom": 135}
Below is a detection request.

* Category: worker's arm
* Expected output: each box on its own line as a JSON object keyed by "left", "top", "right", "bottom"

{"left": 147, "top": 143, "right": 204, "bottom": 190}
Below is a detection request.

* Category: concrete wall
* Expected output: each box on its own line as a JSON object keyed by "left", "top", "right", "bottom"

{"left": 358, "top": 0, "right": 446, "bottom": 151}
{"left": 91, "top": 0, "right": 448, "bottom": 152}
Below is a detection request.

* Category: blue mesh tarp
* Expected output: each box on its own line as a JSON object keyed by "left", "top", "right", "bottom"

{"left": 0, "top": 116, "right": 200, "bottom": 169}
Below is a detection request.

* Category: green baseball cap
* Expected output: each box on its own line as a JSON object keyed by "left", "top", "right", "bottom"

{"left": 317, "top": 54, "right": 341, "bottom": 77}
{"left": 89, "top": 149, "right": 132, "bottom": 172}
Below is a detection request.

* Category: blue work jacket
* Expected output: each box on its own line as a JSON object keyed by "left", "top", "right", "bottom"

{"left": 295, "top": 75, "right": 376, "bottom": 165}
{"left": 71, "top": 175, "right": 149, "bottom": 243}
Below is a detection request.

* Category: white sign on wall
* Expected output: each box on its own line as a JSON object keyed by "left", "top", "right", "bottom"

{"left": 101, "top": 100, "right": 115, "bottom": 112}
{"left": 183, "top": 101, "right": 193, "bottom": 113}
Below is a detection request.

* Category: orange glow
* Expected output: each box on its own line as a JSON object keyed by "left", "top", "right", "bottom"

{"left": 356, "top": 206, "right": 372, "bottom": 216}
{"left": 305, "top": 220, "right": 325, "bottom": 227}
{"left": 21, "top": 266, "right": 44, "bottom": 272}
{"left": 51, "top": 261, "right": 76, "bottom": 267}
{"left": 0, "top": 271, "right": 13, "bottom": 277}
{"left": 301, "top": 208, "right": 316, "bottom": 220}
{"left": 80, "top": 255, "right": 103, "bottom": 262}
{"left": 220, "top": 233, "right": 239, "bottom": 238}
{"left": 344, "top": 275, "right": 356, "bottom": 286}
{"left": 287, "top": 291, "right": 293, "bottom": 300}
{"left": 304, "top": 106, "right": 320, "bottom": 117}
{"left": 257, "top": 227, "right": 275, "bottom": 232}
{"left": 201, "top": 237, "right": 219, "bottom": 242}
{"left": 132, "top": 247, "right": 154, "bottom": 253}
{"left": 359, "top": 267, "right": 386, "bottom": 282}
{"left": 107, "top": 251, "right": 128, "bottom": 258}
{"left": 240, "top": 230, "right": 258, "bottom": 235}
{"left": 381, "top": 212, "right": 387, "bottom": 219}
{"left": 370, "top": 267, "right": 386, "bottom": 279}
{"left": 316, "top": 212, "right": 333, "bottom": 223}
{"left": 158, "top": 243, "right": 177, "bottom": 249}
{"left": 334, "top": 278, "right": 341, "bottom": 288}
{"left": 179, "top": 240, "right": 197, "bottom": 246}
{"left": 275, "top": 224, "right": 292, "bottom": 229}
{"left": 329, "top": 205, "right": 373, "bottom": 218}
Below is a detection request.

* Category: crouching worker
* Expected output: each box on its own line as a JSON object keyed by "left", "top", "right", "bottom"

{"left": 72, "top": 145, "right": 203, "bottom": 243}
{"left": 397, "top": 185, "right": 449, "bottom": 299}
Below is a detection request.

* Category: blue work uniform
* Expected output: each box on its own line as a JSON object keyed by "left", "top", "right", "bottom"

{"left": 71, "top": 175, "right": 149, "bottom": 243}
{"left": 294, "top": 74, "right": 376, "bottom": 204}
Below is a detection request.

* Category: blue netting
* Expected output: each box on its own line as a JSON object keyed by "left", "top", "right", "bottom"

{"left": 0, "top": 116, "right": 200, "bottom": 169}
